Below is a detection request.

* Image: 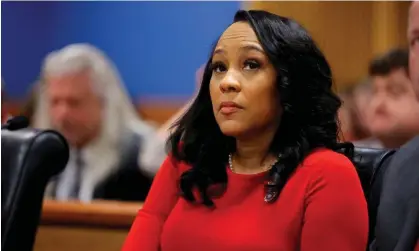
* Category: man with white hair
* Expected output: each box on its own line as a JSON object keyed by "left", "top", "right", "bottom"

{"left": 371, "top": 2, "right": 419, "bottom": 250}
{"left": 34, "top": 43, "right": 188, "bottom": 202}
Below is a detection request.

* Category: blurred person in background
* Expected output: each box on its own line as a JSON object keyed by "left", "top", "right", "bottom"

{"left": 352, "top": 79, "right": 374, "bottom": 139}
{"left": 348, "top": 78, "right": 384, "bottom": 148}
{"left": 371, "top": 2, "right": 419, "bottom": 250}
{"left": 33, "top": 43, "right": 191, "bottom": 202}
{"left": 365, "top": 48, "right": 419, "bottom": 149}
{"left": 339, "top": 79, "right": 376, "bottom": 145}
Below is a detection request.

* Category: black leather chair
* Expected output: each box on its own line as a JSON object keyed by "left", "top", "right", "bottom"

{"left": 352, "top": 147, "right": 396, "bottom": 196}
{"left": 1, "top": 128, "right": 69, "bottom": 251}
{"left": 352, "top": 147, "right": 397, "bottom": 248}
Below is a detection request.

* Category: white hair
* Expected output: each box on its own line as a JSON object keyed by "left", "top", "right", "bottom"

{"left": 33, "top": 43, "right": 165, "bottom": 178}
{"left": 36, "top": 43, "right": 149, "bottom": 135}
{"left": 42, "top": 44, "right": 113, "bottom": 98}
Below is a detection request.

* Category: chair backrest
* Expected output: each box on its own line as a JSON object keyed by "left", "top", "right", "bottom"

{"left": 352, "top": 147, "right": 396, "bottom": 196}
{"left": 352, "top": 147, "right": 396, "bottom": 248}
{"left": 1, "top": 128, "right": 69, "bottom": 251}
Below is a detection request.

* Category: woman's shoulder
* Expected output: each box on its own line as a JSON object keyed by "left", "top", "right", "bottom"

{"left": 297, "top": 148, "right": 365, "bottom": 199}
{"left": 300, "top": 148, "right": 357, "bottom": 177}
{"left": 160, "top": 154, "right": 192, "bottom": 176}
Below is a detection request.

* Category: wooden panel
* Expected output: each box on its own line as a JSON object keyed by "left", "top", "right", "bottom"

{"left": 35, "top": 226, "right": 128, "bottom": 251}
{"left": 371, "top": 1, "right": 411, "bottom": 56}
{"left": 244, "top": 1, "right": 410, "bottom": 90}
{"left": 40, "top": 199, "right": 142, "bottom": 228}
{"left": 4, "top": 100, "right": 183, "bottom": 126}
{"left": 34, "top": 200, "right": 143, "bottom": 251}
{"left": 138, "top": 102, "right": 184, "bottom": 125}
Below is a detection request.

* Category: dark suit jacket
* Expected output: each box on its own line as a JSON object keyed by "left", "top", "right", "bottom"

{"left": 93, "top": 132, "right": 153, "bottom": 201}
{"left": 49, "top": 132, "right": 154, "bottom": 202}
{"left": 374, "top": 136, "right": 419, "bottom": 251}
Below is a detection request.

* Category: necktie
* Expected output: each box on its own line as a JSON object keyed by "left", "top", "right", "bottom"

{"left": 70, "top": 150, "right": 84, "bottom": 199}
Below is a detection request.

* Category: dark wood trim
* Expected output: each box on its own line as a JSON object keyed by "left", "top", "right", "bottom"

{"left": 41, "top": 200, "right": 143, "bottom": 229}
{"left": 4, "top": 100, "right": 184, "bottom": 125}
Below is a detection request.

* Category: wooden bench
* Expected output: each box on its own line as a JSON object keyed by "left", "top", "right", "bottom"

{"left": 34, "top": 199, "right": 143, "bottom": 251}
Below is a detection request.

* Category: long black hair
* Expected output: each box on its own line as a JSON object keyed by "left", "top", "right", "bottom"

{"left": 167, "top": 10, "right": 354, "bottom": 207}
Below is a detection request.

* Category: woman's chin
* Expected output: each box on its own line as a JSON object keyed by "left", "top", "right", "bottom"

{"left": 218, "top": 122, "right": 245, "bottom": 137}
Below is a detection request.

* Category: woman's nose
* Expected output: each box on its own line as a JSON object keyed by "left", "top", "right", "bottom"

{"left": 219, "top": 70, "right": 241, "bottom": 93}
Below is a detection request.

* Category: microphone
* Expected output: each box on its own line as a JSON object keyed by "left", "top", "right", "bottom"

{"left": 1, "top": 116, "right": 30, "bottom": 130}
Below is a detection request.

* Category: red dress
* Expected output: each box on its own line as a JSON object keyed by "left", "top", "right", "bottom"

{"left": 122, "top": 149, "right": 368, "bottom": 251}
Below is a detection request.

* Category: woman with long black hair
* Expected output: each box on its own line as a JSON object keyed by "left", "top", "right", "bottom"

{"left": 123, "top": 10, "right": 368, "bottom": 251}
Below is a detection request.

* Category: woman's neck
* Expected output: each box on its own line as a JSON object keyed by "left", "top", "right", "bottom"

{"left": 233, "top": 130, "right": 277, "bottom": 174}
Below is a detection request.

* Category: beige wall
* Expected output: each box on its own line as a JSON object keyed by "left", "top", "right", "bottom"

{"left": 244, "top": 1, "right": 410, "bottom": 90}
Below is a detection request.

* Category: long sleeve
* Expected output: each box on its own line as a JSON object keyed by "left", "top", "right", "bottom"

{"left": 300, "top": 156, "right": 369, "bottom": 251}
{"left": 122, "top": 155, "right": 181, "bottom": 251}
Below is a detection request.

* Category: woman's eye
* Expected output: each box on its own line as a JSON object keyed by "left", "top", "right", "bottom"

{"left": 211, "top": 62, "right": 227, "bottom": 73}
{"left": 243, "top": 60, "right": 261, "bottom": 70}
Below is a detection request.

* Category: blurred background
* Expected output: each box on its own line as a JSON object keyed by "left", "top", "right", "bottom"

{"left": 2, "top": 1, "right": 240, "bottom": 122}
{"left": 1, "top": 1, "right": 411, "bottom": 124}
{"left": 1, "top": 1, "right": 413, "bottom": 130}
{"left": 1, "top": 1, "right": 417, "bottom": 251}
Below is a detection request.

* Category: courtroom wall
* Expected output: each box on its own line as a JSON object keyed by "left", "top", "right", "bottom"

{"left": 1, "top": 1, "right": 240, "bottom": 100}
{"left": 245, "top": 1, "right": 410, "bottom": 90}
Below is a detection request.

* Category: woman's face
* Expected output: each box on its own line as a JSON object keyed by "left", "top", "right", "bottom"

{"left": 209, "top": 21, "right": 281, "bottom": 139}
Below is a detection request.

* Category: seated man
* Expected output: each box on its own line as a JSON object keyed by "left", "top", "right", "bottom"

{"left": 33, "top": 44, "right": 191, "bottom": 202}
{"left": 339, "top": 78, "right": 378, "bottom": 145}
{"left": 359, "top": 48, "right": 419, "bottom": 149}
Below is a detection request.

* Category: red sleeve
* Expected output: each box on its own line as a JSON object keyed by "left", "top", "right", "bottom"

{"left": 122, "top": 155, "right": 181, "bottom": 251}
{"left": 300, "top": 153, "right": 369, "bottom": 251}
